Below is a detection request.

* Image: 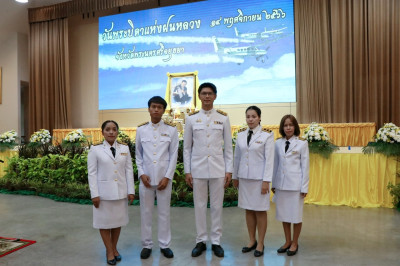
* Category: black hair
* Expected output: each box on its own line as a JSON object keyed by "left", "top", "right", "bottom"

{"left": 198, "top": 82, "right": 217, "bottom": 94}
{"left": 181, "top": 80, "right": 187, "bottom": 83}
{"left": 246, "top": 105, "right": 261, "bottom": 117}
{"left": 148, "top": 96, "right": 167, "bottom": 109}
{"left": 279, "top": 114, "right": 300, "bottom": 137}
{"left": 101, "top": 120, "right": 119, "bottom": 131}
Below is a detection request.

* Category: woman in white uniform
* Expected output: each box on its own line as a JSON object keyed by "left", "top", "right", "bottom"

{"left": 87, "top": 120, "right": 135, "bottom": 265}
{"left": 272, "top": 115, "right": 309, "bottom": 256}
{"left": 233, "top": 106, "right": 274, "bottom": 257}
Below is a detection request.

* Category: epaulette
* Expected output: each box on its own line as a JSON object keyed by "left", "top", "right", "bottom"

{"left": 92, "top": 141, "right": 103, "bottom": 146}
{"left": 216, "top": 109, "right": 227, "bottom": 116}
{"left": 189, "top": 110, "right": 200, "bottom": 116}
{"left": 137, "top": 121, "right": 149, "bottom": 127}
{"left": 117, "top": 140, "right": 128, "bottom": 146}
{"left": 164, "top": 121, "right": 176, "bottom": 127}
{"left": 262, "top": 128, "right": 272, "bottom": 133}
{"left": 237, "top": 127, "right": 247, "bottom": 133}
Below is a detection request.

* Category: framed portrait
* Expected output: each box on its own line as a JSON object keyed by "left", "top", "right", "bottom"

{"left": 165, "top": 71, "right": 199, "bottom": 110}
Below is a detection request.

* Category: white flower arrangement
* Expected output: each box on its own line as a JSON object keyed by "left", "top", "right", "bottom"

{"left": 64, "top": 129, "right": 87, "bottom": 143}
{"left": 302, "top": 122, "right": 330, "bottom": 142}
{"left": 0, "top": 130, "right": 18, "bottom": 144}
{"left": 302, "top": 122, "right": 338, "bottom": 158}
{"left": 374, "top": 123, "right": 400, "bottom": 143}
{"left": 30, "top": 129, "right": 52, "bottom": 144}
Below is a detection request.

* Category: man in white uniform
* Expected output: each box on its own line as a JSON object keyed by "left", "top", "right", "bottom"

{"left": 184, "top": 82, "right": 233, "bottom": 257}
{"left": 136, "top": 96, "right": 179, "bottom": 259}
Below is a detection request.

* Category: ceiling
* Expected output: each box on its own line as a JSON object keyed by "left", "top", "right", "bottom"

{"left": 0, "top": 0, "right": 70, "bottom": 45}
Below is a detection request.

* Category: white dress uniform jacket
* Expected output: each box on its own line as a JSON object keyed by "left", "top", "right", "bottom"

{"left": 88, "top": 141, "right": 135, "bottom": 200}
{"left": 136, "top": 120, "right": 179, "bottom": 186}
{"left": 233, "top": 125, "right": 274, "bottom": 182}
{"left": 183, "top": 109, "right": 233, "bottom": 178}
{"left": 272, "top": 136, "right": 309, "bottom": 193}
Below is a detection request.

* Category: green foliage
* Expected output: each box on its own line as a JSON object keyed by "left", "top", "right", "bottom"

{"left": 4, "top": 153, "right": 88, "bottom": 185}
{"left": 27, "top": 142, "right": 52, "bottom": 156}
{"left": 1, "top": 142, "right": 240, "bottom": 206}
{"left": 387, "top": 182, "right": 400, "bottom": 211}
{"left": 0, "top": 179, "right": 91, "bottom": 200}
{"left": 0, "top": 142, "right": 18, "bottom": 152}
{"left": 362, "top": 142, "right": 400, "bottom": 157}
{"left": 308, "top": 141, "right": 339, "bottom": 159}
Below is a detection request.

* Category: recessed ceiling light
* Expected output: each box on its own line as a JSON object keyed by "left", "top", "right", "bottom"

{"left": 15, "top": 0, "right": 29, "bottom": 3}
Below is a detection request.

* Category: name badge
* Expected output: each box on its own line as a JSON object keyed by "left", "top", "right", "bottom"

{"left": 161, "top": 133, "right": 170, "bottom": 137}
{"left": 292, "top": 151, "right": 298, "bottom": 154}
{"left": 255, "top": 141, "right": 263, "bottom": 144}
{"left": 214, "top": 121, "right": 223, "bottom": 125}
{"left": 120, "top": 153, "right": 128, "bottom": 156}
{"left": 196, "top": 119, "right": 202, "bottom": 123}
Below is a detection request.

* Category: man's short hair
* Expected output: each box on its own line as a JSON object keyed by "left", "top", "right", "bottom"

{"left": 148, "top": 96, "right": 167, "bottom": 109}
{"left": 181, "top": 80, "right": 187, "bottom": 84}
{"left": 198, "top": 82, "right": 217, "bottom": 94}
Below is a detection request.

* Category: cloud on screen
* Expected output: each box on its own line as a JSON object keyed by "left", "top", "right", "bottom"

{"left": 209, "top": 53, "right": 295, "bottom": 100}
{"left": 119, "top": 83, "right": 164, "bottom": 94}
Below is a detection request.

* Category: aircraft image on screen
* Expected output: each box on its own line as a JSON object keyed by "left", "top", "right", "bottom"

{"left": 212, "top": 36, "right": 269, "bottom": 64}
{"left": 234, "top": 27, "right": 288, "bottom": 41}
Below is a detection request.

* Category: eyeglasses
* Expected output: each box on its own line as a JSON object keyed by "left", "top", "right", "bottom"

{"left": 200, "top": 92, "right": 215, "bottom": 96}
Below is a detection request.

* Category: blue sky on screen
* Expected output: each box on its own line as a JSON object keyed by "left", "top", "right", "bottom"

{"left": 98, "top": 0, "right": 295, "bottom": 110}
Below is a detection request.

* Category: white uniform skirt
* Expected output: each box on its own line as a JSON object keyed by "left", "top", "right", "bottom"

{"left": 274, "top": 189, "right": 304, "bottom": 223}
{"left": 238, "top": 179, "right": 270, "bottom": 211}
{"left": 93, "top": 198, "right": 129, "bottom": 229}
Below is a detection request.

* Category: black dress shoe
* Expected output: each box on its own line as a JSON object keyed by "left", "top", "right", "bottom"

{"left": 287, "top": 245, "right": 299, "bottom": 256}
{"left": 254, "top": 246, "right": 264, "bottom": 257}
{"left": 191, "top": 242, "right": 207, "bottom": 257}
{"left": 212, "top": 244, "right": 224, "bottom": 257}
{"left": 106, "top": 258, "right": 116, "bottom": 265}
{"left": 160, "top": 248, "right": 174, "bottom": 258}
{"left": 140, "top": 248, "right": 152, "bottom": 259}
{"left": 277, "top": 245, "right": 291, "bottom": 253}
{"left": 242, "top": 241, "right": 257, "bottom": 253}
{"left": 114, "top": 254, "right": 122, "bottom": 261}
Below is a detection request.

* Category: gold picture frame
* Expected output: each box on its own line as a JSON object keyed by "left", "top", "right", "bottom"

{"left": 165, "top": 71, "right": 199, "bottom": 110}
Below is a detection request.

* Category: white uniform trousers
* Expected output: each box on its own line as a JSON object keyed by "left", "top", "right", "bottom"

{"left": 139, "top": 181, "right": 172, "bottom": 249}
{"left": 193, "top": 177, "right": 225, "bottom": 245}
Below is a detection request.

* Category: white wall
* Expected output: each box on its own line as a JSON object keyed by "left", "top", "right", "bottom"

{"left": 0, "top": 32, "right": 29, "bottom": 135}
{"left": 0, "top": 33, "right": 19, "bottom": 134}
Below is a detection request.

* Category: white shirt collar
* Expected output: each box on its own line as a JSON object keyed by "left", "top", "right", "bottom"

{"left": 200, "top": 108, "right": 214, "bottom": 115}
{"left": 104, "top": 140, "right": 117, "bottom": 149}
{"left": 285, "top": 135, "right": 296, "bottom": 143}
{"left": 248, "top": 125, "right": 261, "bottom": 134}
{"left": 151, "top": 119, "right": 163, "bottom": 128}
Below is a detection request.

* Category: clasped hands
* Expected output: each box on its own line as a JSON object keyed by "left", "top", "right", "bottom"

{"left": 185, "top": 172, "right": 232, "bottom": 189}
{"left": 140, "top": 174, "right": 170, "bottom": 190}
{"left": 233, "top": 180, "right": 270, "bottom": 194}
{"left": 92, "top": 194, "right": 135, "bottom": 208}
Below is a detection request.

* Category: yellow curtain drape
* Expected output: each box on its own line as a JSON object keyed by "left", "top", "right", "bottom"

{"left": 29, "top": 18, "right": 72, "bottom": 136}
{"left": 295, "top": 0, "right": 400, "bottom": 128}
{"left": 53, "top": 128, "right": 137, "bottom": 144}
{"left": 0, "top": 150, "right": 18, "bottom": 178}
{"left": 305, "top": 153, "right": 397, "bottom": 208}
{"left": 54, "top": 122, "right": 375, "bottom": 146}
{"left": 231, "top": 123, "right": 375, "bottom": 147}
